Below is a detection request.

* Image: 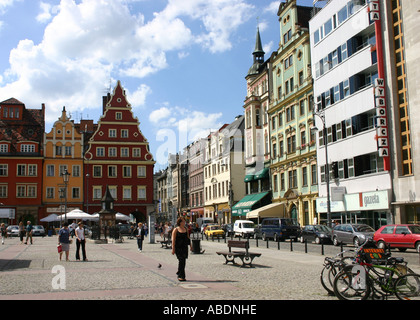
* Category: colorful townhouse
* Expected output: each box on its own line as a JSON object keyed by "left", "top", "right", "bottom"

{"left": 84, "top": 81, "right": 155, "bottom": 222}
{"left": 42, "top": 107, "right": 85, "bottom": 221}
{"left": 0, "top": 98, "right": 45, "bottom": 224}
{"left": 268, "top": 0, "right": 318, "bottom": 225}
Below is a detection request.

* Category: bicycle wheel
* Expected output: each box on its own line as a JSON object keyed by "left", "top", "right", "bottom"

{"left": 394, "top": 273, "right": 420, "bottom": 301}
{"left": 320, "top": 264, "right": 335, "bottom": 295}
{"left": 333, "top": 265, "right": 371, "bottom": 300}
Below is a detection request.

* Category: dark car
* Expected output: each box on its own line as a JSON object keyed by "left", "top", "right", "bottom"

{"left": 221, "top": 223, "right": 234, "bottom": 237}
{"left": 374, "top": 224, "right": 420, "bottom": 252}
{"left": 332, "top": 223, "right": 375, "bottom": 247}
{"left": 299, "top": 224, "right": 332, "bottom": 244}
{"left": 260, "top": 218, "right": 300, "bottom": 241}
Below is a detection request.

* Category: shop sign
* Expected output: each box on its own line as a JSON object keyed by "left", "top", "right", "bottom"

{"left": 369, "top": 0, "right": 380, "bottom": 21}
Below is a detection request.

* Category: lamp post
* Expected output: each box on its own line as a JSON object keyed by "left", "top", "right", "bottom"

{"left": 61, "top": 169, "right": 71, "bottom": 224}
{"left": 311, "top": 111, "right": 332, "bottom": 228}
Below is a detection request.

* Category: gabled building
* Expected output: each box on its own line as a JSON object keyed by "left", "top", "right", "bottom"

{"left": 0, "top": 98, "right": 45, "bottom": 224}
{"left": 84, "top": 81, "right": 155, "bottom": 223}
{"left": 42, "top": 107, "right": 85, "bottom": 220}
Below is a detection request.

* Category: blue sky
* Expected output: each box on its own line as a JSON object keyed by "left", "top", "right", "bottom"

{"left": 0, "top": 0, "right": 314, "bottom": 170}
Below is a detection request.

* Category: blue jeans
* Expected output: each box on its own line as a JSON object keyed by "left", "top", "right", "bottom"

{"left": 137, "top": 238, "right": 143, "bottom": 250}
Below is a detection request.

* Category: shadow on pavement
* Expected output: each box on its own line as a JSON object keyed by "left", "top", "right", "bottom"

{"left": 0, "top": 259, "right": 31, "bottom": 271}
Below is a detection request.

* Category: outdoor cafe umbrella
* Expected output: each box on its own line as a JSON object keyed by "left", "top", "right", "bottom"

{"left": 40, "top": 213, "right": 58, "bottom": 222}
{"left": 56, "top": 209, "right": 95, "bottom": 221}
{"left": 90, "top": 212, "right": 130, "bottom": 221}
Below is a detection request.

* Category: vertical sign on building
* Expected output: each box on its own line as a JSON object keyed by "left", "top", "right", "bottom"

{"left": 370, "top": 0, "right": 390, "bottom": 170}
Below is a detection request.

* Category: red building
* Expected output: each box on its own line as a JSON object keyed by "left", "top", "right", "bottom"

{"left": 0, "top": 98, "right": 45, "bottom": 224}
{"left": 84, "top": 81, "right": 155, "bottom": 222}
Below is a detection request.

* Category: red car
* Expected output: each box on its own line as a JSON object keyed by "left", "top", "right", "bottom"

{"left": 373, "top": 224, "right": 420, "bottom": 252}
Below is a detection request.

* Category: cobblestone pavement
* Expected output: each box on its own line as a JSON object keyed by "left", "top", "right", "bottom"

{"left": 0, "top": 235, "right": 419, "bottom": 301}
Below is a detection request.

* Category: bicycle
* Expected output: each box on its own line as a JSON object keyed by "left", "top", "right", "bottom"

{"left": 320, "top": 249, "right": 356, "bottom": 295}
{"left": 333, "top": 243, "right": 419, "bottom": 300}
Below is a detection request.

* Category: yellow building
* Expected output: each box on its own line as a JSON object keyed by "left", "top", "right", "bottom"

{"left": 42, "top": 107, "right": 85, "bottom": 221}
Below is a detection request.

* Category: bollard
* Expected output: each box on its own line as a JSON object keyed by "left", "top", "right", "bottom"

{"left": 256, "top": 237, "right": 259, "bottom": 247}
{"left": 218, "top": 235, "right": 220, "bottom": 242}
{"left": 340, "top": 243, "right": 344, "bottom": 257}
{"left": 224, "top": 233, "right": 227, "bottom": 243}
{"left": 278, "top": 239, "right": 280, "bottom": 250}
{"left": 290, "top": 239, "right": 293, "bottom": 252}
{"left": 304, "top": 239, "right": 308, "bottom": 253}
{"left": 321, "top": 242, "right": 324, "bottom": 255}
{"left": 266, "top": 238, "right": 269, "bottom": 249}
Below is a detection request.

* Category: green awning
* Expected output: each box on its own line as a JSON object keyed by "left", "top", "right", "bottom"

{"left": 231, "top": 192, "right": 270, "bottom": 217}
{"left": 254, "top": 167, "right": 269, "bottom": 180}
{"left": 244, "top": 174, "right": 255, "bottom": 182}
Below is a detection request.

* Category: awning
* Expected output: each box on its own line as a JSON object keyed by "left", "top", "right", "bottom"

{"left": 246, "top": 202, "right": 286, "bottom": 219}
{"left": 231, "top": 192, "right": 270, "bottom": 217}
{"left": 244, "top": 174, "right": 255, "bottom": 182}
{"left": 254, "top": 167, "right": 269, "bottom": 180}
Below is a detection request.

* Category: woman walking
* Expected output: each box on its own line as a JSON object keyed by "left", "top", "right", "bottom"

{"left": 1, "top": 223, "right": 6, "bottom": 245}
{"left": 75, "top": 222, "right": 88, "bottom": 261}
{"left": 18, "top": 221, "right": 25, "bottom": 244}
{"left": 171, "top": 217, "right": 192, "bottom": 281}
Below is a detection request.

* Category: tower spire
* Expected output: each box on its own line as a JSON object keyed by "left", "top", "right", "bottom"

{"left": 247, "top": 27, "right": 265, "bottom": 77}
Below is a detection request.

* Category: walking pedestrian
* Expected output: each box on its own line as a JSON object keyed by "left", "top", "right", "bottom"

{"left": 58, "top": 222, "right": 71, "bottom": 261}
{"left": 171, "top": 217, "right": 192, "bottom": 282}
{"left": 1, "top": 223, "right": 6, "bottom": 245}
{"left": 75, "top": 222, "right": 88, "bottom": 261}
{"left": 24, "top": 221, "right": 33, "bottom": 245}
{"left": 136, "top": 222, "right": 145, "bottom": 252}
{"left": 18, "top": 221, "right": 25, "bottom": 244}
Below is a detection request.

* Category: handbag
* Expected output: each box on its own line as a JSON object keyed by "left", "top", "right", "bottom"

{"left": 57, "top": 244, "right": 62, "bottom": 253}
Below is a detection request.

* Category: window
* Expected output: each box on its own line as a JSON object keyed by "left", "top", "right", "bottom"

{"left": 72, "top": 187, "right": 80, "bottom": 199}
{"left": 109, "top": 147, "right": 117, "bottom": 157}
{"left": 93, "top": 187, "right": 102, "bottom": 200}
{"left": 28, "top": 165, "right": 37, "bottom": 176}
{"left": 116, "top": 112, "right": 122, "bottom": 120}
{"left": 299, "top": 70, "right": 304, "bottom": 86}
{"left": 96, "top": 147, "right": 105, "bottom": 157}
{"left": 21, "top": 144, "right": 35, "bottom": 153}
{"left": 46, "top": 187, "right": 54, "bottom": 199}
{"left": 333, "top": 85, "right": 340, "bottom": 104}
{"left": 137, "top": 186, "right": 146, "bottom": 200}
{"left": 288, "top": 170, "right": 297, "bottom": 188}
{"left": 46, "top": 165, "right": 54, "bottom": 177}
{"left": 341, "top": 43, "right": 348, "bottom": 61}
{"left": 285, "top": 54, "right": 293, "bottom": 69}
{"left": 272, "top": 142, "right": 277, "bottom": 158}
{"left": 287, "top": 135, "right": 296, "bottom": 153}
{"left": 121, "top": 129, "right": 129, "bottom": 138}
{"left": 93, "top": 166, "right": 102, "bottom": 177}
{"left": 108, "top": 166, "right": 117, "bottom": 178}
{"left": 121, "top": 148, "right": 129, "bottom": 157}
{"left": 123, "top": 186, "right": 132, "bottom": 200}
{"left": 280, "top": 173, "right": 285, "bottom": 191}
{"left": 133, "top": 148, "right": 141, "bottom": 157}
{"left": 299, "top": 100, "right": 305, "bottom": 116}
{"left": 301, "top": 130, "right": 306, "bottom": 146}
{"left": 0, "top": 144, "right": 8, "bottom": 153}
{"left": 273, "top": 175, "right": 278, "bottom": 193}
{"left": 311, "top": 165, "right": 317, "bottom": 185}
{"left": 302, "top": 167, "right": 308, "bottom": 186}
{"left": 109, "top": 129, "right": 117, "bottom": 138}
{"left": 338, "top": 5, "right": 348, "bottom": 25}
{"left": 137, "top": 166, "right": 146, "bottom": 177}
{"left": 0, "top": 165, "right": 7, "bottom": 176}
{"left": 314, "top": 29, "right": 320, "bottom": 44}
{"left": 286, "top": 105, "right": 295, "bottom": 122}
{"left": 17, "top": 165, "right": 26, "bottom": 176}
{"left": 123, "top": 166, "right": 131, "bottom": 178}
{"left": 283, "top": 29, "right": 292, "bottom": 44}
{"left": 324, "top": 19, "right": 333, "bottom": 36}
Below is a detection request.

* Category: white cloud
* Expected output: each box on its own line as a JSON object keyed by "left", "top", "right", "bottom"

{"left": 149, "top": 107, "right": 171, "bottom": 124}
{"left": 0, "top": 0, "right": 253, "bottom": 126}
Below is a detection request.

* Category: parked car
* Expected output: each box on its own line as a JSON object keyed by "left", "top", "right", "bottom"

{"left": 374, "top": 224, "right": 420, "bottom": 252}
{"left": 221, "top": 223, "right": 234, "bottom": 237}
{"left": 201, "top": 223, "right": 217, "bottom": 234}
{"left": 204, "top": 225, "right": 225, "bottom": 239}
{"left": 260, "top": 218, "right": 300, "bottom": 241}
{"left": 254, "top": 224, "right": 262, "bottom": 239}
{"left": 233, "top": 220, "right": 255, "bottom": 238}
{"left": 32, "top": 225, "right": 45, "bottom": 237}
{"left": 299, "top": 224, "right": 332, "bottom": 244}
{"left": 332, "top": 223, "right": 375, "bottom": 247}
{"left": 6, "top": 225, "right": 19, "bottom": 237}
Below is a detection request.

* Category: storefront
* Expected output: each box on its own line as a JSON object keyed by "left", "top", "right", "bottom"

{"left": 316, "top": 190, "right": 392, "bottom": 230}
{"left": 231, "top": 191, "right": 271, "bottom": 222}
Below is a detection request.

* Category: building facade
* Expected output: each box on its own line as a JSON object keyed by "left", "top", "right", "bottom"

{"left": 0, "top": 98, "right": 45, "bottom": 224}
{"left": 84, "top": 81, "right": 155, "bottom": 223}
{"left": 43, "top": 107, "right": 85, "bottom": 220}
{"left": 269, "top": 0, "right": 317, "bottom": 226}
{"left": 310, "top": 0, "right": 392, "bottom": 228}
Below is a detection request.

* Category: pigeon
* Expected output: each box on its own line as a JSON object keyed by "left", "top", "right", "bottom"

{"left": 157, "top": 263, "right": 162, "bottom": 269}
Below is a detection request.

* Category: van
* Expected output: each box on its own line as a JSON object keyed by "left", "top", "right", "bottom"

{"left": 233, "top": 220, "right": 255, "bottom": 238}
{"left": 196, "top": 217, "right": 214, "bottom": 230}
{"left": 260, "top": 218, "right": 300, "bottom": 241}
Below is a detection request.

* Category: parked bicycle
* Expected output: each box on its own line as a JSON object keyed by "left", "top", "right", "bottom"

{"left": 333, "top": 241, "right": 420, "bottom": 300}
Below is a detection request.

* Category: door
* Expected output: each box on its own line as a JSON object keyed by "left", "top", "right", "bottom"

{"left": 394, "top": 226, "right": 413, "bottom": 248}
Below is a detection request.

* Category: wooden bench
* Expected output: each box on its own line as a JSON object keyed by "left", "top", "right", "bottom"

{"left": 216, "top": 240, "right": 261, "bottom": 268}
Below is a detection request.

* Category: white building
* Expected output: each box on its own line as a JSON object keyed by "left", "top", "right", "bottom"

{"left": 310, "top": 0, "right": 392, "bottom": 228}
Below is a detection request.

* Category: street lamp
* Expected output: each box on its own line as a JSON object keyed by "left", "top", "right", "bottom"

{"left": 61, "top": 169, "right": 71, "bottom": 223}
{"left": 311, "top": 111, "right": 332, "bottom": 228}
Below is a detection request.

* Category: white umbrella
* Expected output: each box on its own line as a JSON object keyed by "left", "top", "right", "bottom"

{"left": 90, "top": 212, "right": 130, "bottom": 221}
{"left": 40, "top": 213, "right": 58, "bottom": 222}
{"left": 57, "top": 209, "right": 95, "bottom": 221}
